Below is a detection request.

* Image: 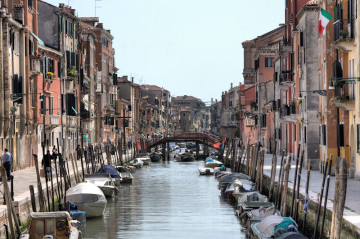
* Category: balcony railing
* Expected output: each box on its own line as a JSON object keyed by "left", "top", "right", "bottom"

{"left": 334, "top": 82, "right": 355, "bottom": 111}
{"left": 46, "top": 115, "right": 60, "bottom": 125}
{"left": 279, "top": 71, "right": 293, "bottom": 84}
{"left": 333, "top": 19, "right": 355, "bottom": 52}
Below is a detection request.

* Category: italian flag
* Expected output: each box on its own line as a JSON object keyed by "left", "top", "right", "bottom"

{"left": 318, "top": 8, "right": 332, "bottom": 35}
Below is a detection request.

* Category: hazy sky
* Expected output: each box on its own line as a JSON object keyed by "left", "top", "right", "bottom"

{"left": 46, "top": 0, "right": 284, "bottom": 103}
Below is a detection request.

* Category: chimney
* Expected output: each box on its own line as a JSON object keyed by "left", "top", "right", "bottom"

{"left": 231, "top": 83, "right": 233, "bottom": 89}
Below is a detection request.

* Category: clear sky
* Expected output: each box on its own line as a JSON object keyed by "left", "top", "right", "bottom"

{"left": 46, "top": 0, "right": 284, "bottom": 103}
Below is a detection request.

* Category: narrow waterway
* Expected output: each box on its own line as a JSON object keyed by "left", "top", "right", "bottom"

{"left": 83, "top": 153, "right": 245, "bottom": 238}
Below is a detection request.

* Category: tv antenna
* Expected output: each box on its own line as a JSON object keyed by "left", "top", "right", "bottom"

{"left": 95, "top": 0, "right": 102, "bottom": 17}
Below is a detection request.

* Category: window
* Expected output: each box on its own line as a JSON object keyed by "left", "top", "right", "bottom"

{"left": 14, "top": 32, "right": 19, "bottom": 54}
{"left": 337, "top": 124, "right": 344, "bottom": 147}
{"left": 48, "top": 58, "right": 54, "bottom": 73}
{"left": 12, "top": 74, "right": 23, "bottom": 104}
{"left": 28, "top": 0, "right": 33, "bottom": 8}
{"left": 322, "top": 125, "right": 327, "bottom": 146}
{"left": 265, "top": 57, "right": 273, "bottom": 68}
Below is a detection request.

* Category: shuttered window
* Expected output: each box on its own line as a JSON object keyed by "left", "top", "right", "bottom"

{"left": 337, "top": 124, "right": 344, "bottom": 147}
{"left": 357, "top": 124, "right": 360, "bottom": 153}
{"left": 322, "top": 125, "right": 327, "bottom": 146}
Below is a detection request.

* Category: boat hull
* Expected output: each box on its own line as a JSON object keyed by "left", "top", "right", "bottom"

{"left": 76, "top": 201, "right": 107, "bottom": 218}
{"left": 99, "top": 186, "right": 117, "bottom": 197}
{"left": 150, "top": 154, "right": 161, "bottom": 162}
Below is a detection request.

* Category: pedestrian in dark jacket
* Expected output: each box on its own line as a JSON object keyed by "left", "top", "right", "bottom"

{"left": 42, "top": 150, "right": 52, "bottom": 181}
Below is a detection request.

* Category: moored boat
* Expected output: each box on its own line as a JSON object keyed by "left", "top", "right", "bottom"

{"left": 129, "top": 158, "right": 143, "bottom": 168}
{"left": 150, "top": 152, "right": 161, "bottom": 162}
{"left": 180, "top": 152, "right": 195, "bottom": 162}
{"left": 84, "top": 174, "right": 118, "bottom": 197}
{"left": 136, "top": 153, "right": 151, "bottom": 165}
{"left": 97, "top": 165, "right": 122, "bottom": 186}
{"left": 205, "top": 159, "right": 223, "bottom": 168}
{"left": 119, "top": 171, "right": 133, "bottom": 183}
{"left": 64, "top": 182, "right": 107, "bottom": 218}
{"left": 198, "top": 167, "right": 214, "bottom": 175}
{"left": 20, "top": 211, "right": 82, "bottom": 239}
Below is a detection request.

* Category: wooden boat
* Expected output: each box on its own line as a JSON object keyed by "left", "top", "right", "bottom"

{"left": 64, "top": 182, "right": 107, "bottom": 218}
{"left": 136, "top": 153, "right": 151, "bottom": 165}
{"left": 218, "top": 173, "right": 252, "bottom": 190}
{"left": 198, "top": 167, "right": 214, "bottom": 175}
{"left": 20, "top": 211, "right": 82, "bottom": 239}
{"left": 119, "top": 172, "right": 133, "bottom": 183}
{"left": 97, "top": 165, "right": 122, "bottom": 186}
{"left": 236, "top": 192, "right": 271, "bottom": 213}
{"left": 223, "top": 179, "right": 255, "bottom": 199}
{"left": 240, "top": 206, "right": 281, "bottom": 229}
{"left": 150, "top": 152, "right": 161, "bottom": 162}
{"left": 84, "top": 174, "right": 118, "bottom": 197}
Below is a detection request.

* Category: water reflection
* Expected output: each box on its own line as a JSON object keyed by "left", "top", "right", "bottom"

{"left": 83, "top": 158, "right": 245, "bottom": 239}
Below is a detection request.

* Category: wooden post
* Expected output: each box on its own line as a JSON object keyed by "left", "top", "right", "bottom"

{"left": 245, "top": 144, "right": 251, "bottom": 175}
{"left": 294, "top": 150, "right": 305, "bottom": 221}
{"left": 66, "top": 158, "right": 72, "bottom": 187}
{"left": 313, "top": 158, "right": 329, "bottom": 239}
{"left": 251, "top": 144, "right": 259, "bottom": 182}
{"left": 162, "top": 143, "right": 166, "bottom": 161}
{"left": 1, "top": 167, "right": 15, "bottom": 239}
{"left": 33, "top": 154, "right": 45, "bottom": 212}
{"left": 269, "top": 148, "right": 281, "bottom": 201}
{"left": 224, "top": 140, "right": 232, "bottom": 166}
{"left": 29, "top": 185, "right": 37, "bottom": 212}
{"left": 79, "top": 148, "right": 85, "bottom": 181}
{"left": 330, "top": 157, "right": 347, "bottom": 239}
{"left": 44, "top": 163, "right": 51, "bottom": 212}
{"left": 276, "top": 152, "right": 286, "bottom": 209}
{"left": 319, "top": 158, "right": 333, "bottom": 239}
{"left": 106, "top": 144, "right": 111, "bottom": 165}
{"left": 70, "top": 154, "right": 79, "bottom": 184}
{"left": 233, "top": 140, "right": 239, "bottom": 172}
{"left": 302, "top": 164, "right": 311, "bottom": 233}
{"left": 167, "top": 142, "right": 170, "bottom": 161}
{"left": 290, "top": 145, "right": 301, "bottom": 217}
{"left": 49, "top": 164, "right": 55, "bottom": 211}
{"left": 257, "top": 150, "right": 265, "bottom": 193}
{"left": 280, "top": 156, "right": 291, "bottom": 215}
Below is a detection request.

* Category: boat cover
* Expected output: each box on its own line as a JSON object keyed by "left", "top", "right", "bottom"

{"left": 220, "top": 173, "right": 251, "bottom": 183}
{"left": 97, "top": 165, "right": 121, "bottom": 178}
{"left": 255, "top": 215, "right": 284, "bottom": 238}
{"left": 276, "top": 232, "right": 308, "bottom": 239}
{"left": 274, "top": 218, "right": 298, "bottom": 234}
{"left": 238, "top": 192, "right": 268, "bottom": 204}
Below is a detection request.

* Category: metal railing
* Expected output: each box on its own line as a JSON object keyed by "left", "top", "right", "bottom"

{"left": 279, "top": 71, "right": 293, "bottom": 83}
{"left": 334, "top": 19, "right": 355, "bottom": 42}
{"left": 335, "top": 83, "right": 355, "bottom": 100}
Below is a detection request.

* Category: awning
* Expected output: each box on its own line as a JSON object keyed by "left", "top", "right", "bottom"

{"left": 29, "top": 30, "right": 45, "bottom": 46}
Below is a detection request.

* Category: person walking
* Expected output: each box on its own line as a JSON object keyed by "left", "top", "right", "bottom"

{"left": 2, "top": 149, "right": 13, "bottom": 180}
{"left": 42, "top": 150, "right": 52, "bottom": 181}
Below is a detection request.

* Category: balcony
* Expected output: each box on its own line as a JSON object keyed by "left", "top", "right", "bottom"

{"left": 45, "top": 115, "right": 60, "bottom": 130}
{"left": 62, "top": 116, "right": 77, "bottom": 128}
{"left": 334, "top": 83, "right": 355, "bottom": 111}
{"left": 279, "top": 71, "right": 294, "bottom": 89}
{"left": 280, "top": 105, "right": 295, "bottom": 123}
{"left": 30, "top": 57, "right": 41, "bottom": 77}
{"left": 66, "top": 67, "right": 78, "bottom": 81}
{"left": 333, "top": 19, "right": 355, "bottom": 52}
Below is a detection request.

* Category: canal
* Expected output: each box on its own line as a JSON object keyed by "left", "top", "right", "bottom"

{"left": 83, "top": 153, "right": 245, "bottom": 238}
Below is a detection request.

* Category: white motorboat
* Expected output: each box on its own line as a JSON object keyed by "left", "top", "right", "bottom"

{"left": 119, "top": 172, "right": 133, "bottom": 183}
{"left": 205, "top": 159, "right": 223, "bottom": 168}
{"left": 64, "top": 182, "right": 107, "bottom": 218}
{"left": 129, "top": 158, "right": 143, "bottom": 168}
{"left": 84, "top": 174, "right": 118, "bottom": 197}
{"left": 136, "top": 153, "right": 151, "bottom": 165}
{"left": 198, "top": 167, "right": 214, "bottom": 175}
{"left": 20, "top": 211, "right": 82, "bottom": 239}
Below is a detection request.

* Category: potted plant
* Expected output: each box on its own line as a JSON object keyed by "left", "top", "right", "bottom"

{"left": 340, "top": 30, "right": 349, "bottom": 40}
{"left": 67, "top": 66, "right": 78, "bottom": 77}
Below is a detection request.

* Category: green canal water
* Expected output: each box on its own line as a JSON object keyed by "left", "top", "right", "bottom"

{"left": 83, "top": 153, "right": 246, "bottom": 238}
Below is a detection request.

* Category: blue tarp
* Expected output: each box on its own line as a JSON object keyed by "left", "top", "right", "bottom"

{"left": 97, "top": 165, "right": 121, "bottom": 178}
